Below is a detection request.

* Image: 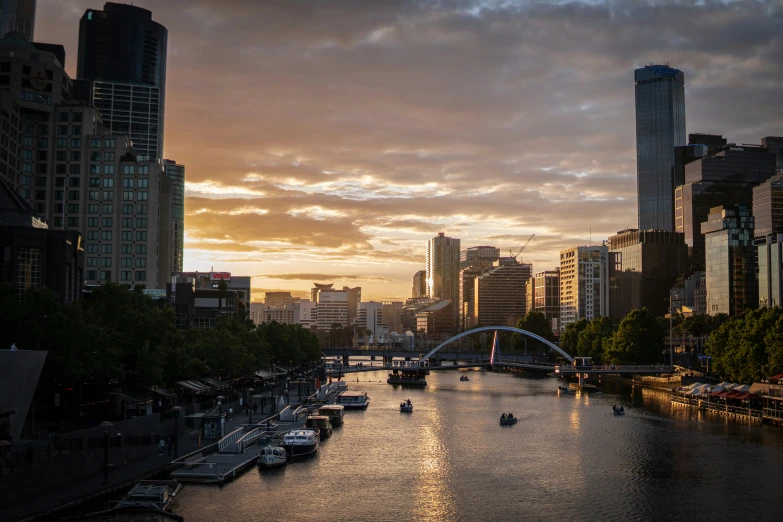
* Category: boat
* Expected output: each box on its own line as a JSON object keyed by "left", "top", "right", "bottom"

{"left": 400, "top": 399, "right": 413, "bottom": 413}
{"left": 499, "top": 413, "right": 518, "bottom": 425}
{"left": 557, "top": 385, "right": 569, "bottom": 393}
{"left": 280, "top": 429, "right": 320, "bottom": 459}
{"left": 460, "top": 375, "right": 470, "bottom": 381}
{"left": 337, "top": 390, "right": 370, "bottom": 409}
{"left": 387, "top": 367, "right": 428, "bottom": 386}
{"left": 612, "top": 405, "right": 625, "bottom": 416}
{"left": 306, "top": 415, "right": 333, "bottom": 438}
{"left": 258, "top": 445, "right": 288, "bottom": 468}
{"left": 64, "top": 480, "right": 183, "bottom": 520}
{"left": 318, "top": 404, "right": 345, "bottom": 427}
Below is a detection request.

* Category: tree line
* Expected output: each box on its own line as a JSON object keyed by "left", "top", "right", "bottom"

{"left": 0, "top": 283, "right": 322, "bottom": 393}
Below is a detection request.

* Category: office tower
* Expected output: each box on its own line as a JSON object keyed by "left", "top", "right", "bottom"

{"left": 754, "top": 173, "right": 783, "bottom": 307}
{"left": 473, "top": 258, "right": 532, "bottom": 327}
{"left": 358, "top": 302, "right": 385, "bottom": 335}
{"left": 426, "top": 232, "right": 460, "bottom": 331}
{"left": 158, "top": 159, "right": 184, "bottom": 282}
{"left": 608, "top": 229, "right": 687, "bottom": 317}
{"left": 343, "top": 286, "right": 361, "bottom": 325}
{"left": 559, "top": 245, "right": 611, "bottom": 331}
{"left": 635, "top": 64, "right": 686, "bottom": 231}
{"left": 0, "top": 0, "right": 35, "bottom": 41}
{"left": 532, "top": 269, "right": 560, "bottom": 334}
{"left": 762, "top": 137, "right": 783, "bottom": 170}
{"left": 460, "top": 245, "right": 500, "bottom": 269}
{"left": 77, "top": 3, "right": 167, "bottom": 159}
{"left": 673, "top": 134, "right": 727, "bottom": 188}
{"left": 382, "top": 301, "right": 403, "bottom": 333}
{"left": 0, "top": 37, "right": 165, "bottom": 289}
{"left": 459, "top": 245, "right": 499, "bottom": 331}
{"left": 411, "top": 270, "right": 426, "bottom": 298}
{"left": 702, "top": 205, "right": 755, "bottom": 316}
{"left": 311, "top": 282, "right": 334, "bottom": 304}
{"left": 675, "top": 143, "right": 777, "bottom": 271}
{"left": 316, "top": 290, "right": 348, "bottom": 330}
{"left": 265, "top": 291, "right": 295, "bottom": 306}
{"left": 525, "top": 277, "right": 535, "bottom": 318}
{"left": 249, "top": 303, "right": 295, "bottom": 325}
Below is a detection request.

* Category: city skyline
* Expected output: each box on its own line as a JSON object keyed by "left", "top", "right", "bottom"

{"left": 36, "top": 1, "right": 782, "bottom": 301}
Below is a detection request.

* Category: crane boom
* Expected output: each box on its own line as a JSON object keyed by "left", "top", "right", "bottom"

{"left": 514, "top": 233, "right": 535, "bottom": 261}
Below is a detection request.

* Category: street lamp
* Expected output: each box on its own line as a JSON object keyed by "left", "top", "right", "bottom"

{"left": 216, "top": 395, "right": 225, "bottom": 438}
{"left": 246, "top": 388, "right": 255, "bottom": 424}
{"left": 100, "top": 421, "right": 113, "bottom": 485}
{"left": 171, "top": 406, "right": 182, "bottom": 457}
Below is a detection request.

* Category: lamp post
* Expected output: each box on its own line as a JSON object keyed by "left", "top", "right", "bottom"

{"left": 247, "top": 388, "right": 255, "bottom": 424}
{"left": 100, "top": 421, "right": 112, "bottom": 485}
{"left": 171, "top": 406, "right": 181, "bottom": 457}
{"left": 216, "top": 395, "right": 225, "bottom": 439}
{"left": 669, "top": 293, "right": 674, "bottom": 368}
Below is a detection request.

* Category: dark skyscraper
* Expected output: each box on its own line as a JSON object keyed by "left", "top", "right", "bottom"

{"left": 0, "top": 0, "right": 36, "bottom": 41}
{"left": 77, "top": 3, "right": 167, "bottom": 159}
{"left": 635, "top": 64, "right": 686, "bottom": 232}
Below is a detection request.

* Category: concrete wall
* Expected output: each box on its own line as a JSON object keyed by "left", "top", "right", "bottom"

{"left": 0, "top": 350, "right": 47, "bottom": 441}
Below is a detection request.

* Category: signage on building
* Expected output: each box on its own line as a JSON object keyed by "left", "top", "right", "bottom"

{"left": 729, "top": 147, "right": 744, "bottom": 152}
{"left": 210, "top": 272, "right": 231, "bottom": 281}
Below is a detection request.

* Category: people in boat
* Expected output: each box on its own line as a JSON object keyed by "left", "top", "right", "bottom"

{"left": 507, "top": 413, "right": 513, "bottom": 419}
{"left": 501, "top": 413, "right": 506, "bottom": 419}
{"left": 406, "top": 399, "right": 412, "bottom": 406}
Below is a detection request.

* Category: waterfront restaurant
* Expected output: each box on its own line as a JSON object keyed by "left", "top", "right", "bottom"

{"left": 760, "top": 374, "right": 783, "bottom": 424}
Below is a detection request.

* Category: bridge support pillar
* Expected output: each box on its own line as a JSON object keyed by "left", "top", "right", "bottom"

{"left": 578, "top": 372, "right": 585, "bottom": 387}
{"left": 370, "top": 355, "right": 376, "bottom": 361}
{"left": 383, "top": 356, "right": 392, "bottom": 366}
{"left": 342, "top": 355, "right": 350, "bottom": 367}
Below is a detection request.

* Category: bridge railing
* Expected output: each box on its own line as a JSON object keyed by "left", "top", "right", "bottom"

{"left": 217, "top": 428, "right": 245, "bottom": 454}
{"left": 554, "top": 364, "right": 673, "bottom": 373}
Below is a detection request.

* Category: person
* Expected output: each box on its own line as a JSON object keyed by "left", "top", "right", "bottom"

{"left": 501, "top": 413, "right": 506, "bottom": 419}
{"left": 158, "top": 438, "right": 165, "bottom": 455}
{"left": 9, "top": 342, "right": 17, "bottom": 351}
{"left": 508, "top": 413, "right": 513, "bottom": 418}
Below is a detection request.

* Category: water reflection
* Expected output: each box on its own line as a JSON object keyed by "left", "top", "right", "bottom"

{"left": 413, "top": 409, "right": 457, "bottom": 522}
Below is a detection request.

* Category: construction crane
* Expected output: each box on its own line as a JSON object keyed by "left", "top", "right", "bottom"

{"left": 509, "top": 234, "right": 535, "bottom": 262}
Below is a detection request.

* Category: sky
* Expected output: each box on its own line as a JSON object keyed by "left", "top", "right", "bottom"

{"left": 37, "top": 0, "right": 782, "bottom": 302}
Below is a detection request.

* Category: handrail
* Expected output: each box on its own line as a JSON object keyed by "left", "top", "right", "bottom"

{"left": 217, "top": 428, "right": 244, "bottom": 453}
{"left": 236, "top": 427, "right": 264, "bottom": 452}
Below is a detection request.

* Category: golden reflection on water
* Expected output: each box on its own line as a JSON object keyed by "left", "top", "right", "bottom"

{"left": 413, "top": 408, "right": 457, "bottom": 522}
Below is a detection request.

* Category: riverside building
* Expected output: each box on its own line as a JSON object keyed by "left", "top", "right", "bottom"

{"left": 532, "top": 269, "right": 560, "bottom": 334}
{"left": 411, "top": 270, "right": 426, "bottom": 298}
{"left": 559, "top": 245, "right": 612, "bottom": 331}
{"left": 472, "top": 258, "right": 532, "bottom": 327}
{"left": 427, "top": 232, "right": 460, "bottom": 332}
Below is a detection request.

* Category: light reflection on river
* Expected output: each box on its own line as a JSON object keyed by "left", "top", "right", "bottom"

{"left": 171, "top": 369, "right": 783, "bottom": 521}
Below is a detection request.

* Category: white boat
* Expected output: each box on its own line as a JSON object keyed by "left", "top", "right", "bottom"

{"left": 306, "top": 415, "right": 333, "bottom": 439}
{"left": 400, "top": 400, "right": 413, "bottom": 413}
{"left": 258, "top": 445, "right": 288, "bottom": 468}
{"left": 280, "top": 429, "right": 320, "bottom": 459}
{"left": 337, "top": 391, "right": 370, "bottom": 410}
{"left": 318, "top": 404, "right": 345, "bottom": 427}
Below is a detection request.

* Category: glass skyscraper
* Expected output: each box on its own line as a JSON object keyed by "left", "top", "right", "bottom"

{"left": 635, "top": 64, "right": 686, "bottom": 232}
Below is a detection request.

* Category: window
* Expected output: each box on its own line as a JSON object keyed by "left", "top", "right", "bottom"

{"left": 36, "top": 138, "right": 48, "bottom": 147}
{"left": 70, "top": 138, "right": 81, "bottom": 147}
{"left": 136, "top": 218, "right": 147, "bottom": 228}
{"left": 121, "top": 244, "right": 132, "bottom": 254}
{"left": 56, "top": 177, "right": 65, "bottom": 187}
{"left": 121, "top": 231, "right": 133, "bottom": 241}
{"left": 101, "top": 258, "right": 112, "bottom": 267}
{"left": 56, "top": 151, "right": 67, "bottom": 161}
{"left": 90, "top": 164, "right": 100, "bottom": 174}
{"left": 137, "top": 166, "right": 148, "bottom": 175}
{"left": 70, "top": 151, "right": 81, "bottom": 161}
{"left": 102, "top": 204, "right": 113, "bottom": 213}
{"left": 86, "top": 270, "right": 97, "bottom": 280}
{"left": 121, "top": 258, "right": 132, "bottom": 267}
{"left": 88, "top": 204, "right": 98, "bottom": 214}
{"left": 135, "top": 271, "right": 146, "bottom": 281}
{"left": 69, "top": 164, "right": 80, "bottom": 174}
{"left": 104, "top": 139, "right": 115, "bottom": 148}
{"left": 87, "top": 257, "right": 98, "bottom": 267}
{"left": 36, "top": 150, "right": 47, "bottom": 161}
{"left": 102, "top": 191, "right": 113, "bottom": 200}
{"left": 58, "top": 125, "right": 68, "bottom": 135}
{"left": 69, "top": 190, "right": 79, "bottom": 200}
{"left": 71, "top": 125, "right": 82, "bottom": 135}
{"left": 137, "top": 179, "right": 148, "bottom": 188}
{"left": 135, "top": 258, "right": 146, "bottom": 268}
{"left": 122, "top": 218, "right": 133, "bottom": 227}
{"left": 89, "top": 178, "right": 100, "bottom": 187}
{"left": 67, "top": 204, "right": 79, "bottom": 213}
{"left": 122, "top": 204, "right": 133, "bottom": 214}
{"left": 87, "top": 231, "right": 98, "bottom": 240}
{"left": 34, "top": 190, "right": 45, "bottom": 200}
{"left": 103, "top": 151, "right": 115, "bottom": 161}
{"left": 23, "top": 136, "right": 33, "bottom": 147}
{"left": 123, "top": 191, "right": 134, "bottom": 201}
{"left": 53, "top": 217, "right": 62, "bottom": 227}
{"left": 104, "top": 165, "right": 114, "bottom": 175}
{"left": 101, "top": 244, "right": 112, "bottom": 254}
{"left": 135, "top": 244, "right": 146, "bottom": 254}
{"left": 21, "top": 176, "right": 30, "bottom": 186}
{"left": 90, "top": 151, "right": 101, "bottom": 161}
{"left": 123, "top": 165, "right": 135, "bottom": 175}
{"left": 72, "top": 112, "right": 82, "bottom": 123}
{"left": 23, "top": 150, "right": 31, "bottom": 160}
{"left": 36, "top": 164, "right": 47, "bottom": 174}
{"left": 34, "top": 176, "right": 46, "bottom": 187}
{"left": 91, "top": 138, "right": 101, "bottom": 148}
{"left": 87, "top": 244, "right": 98, "bottom": 253}
{"left": 88, "top": 191, "right": 99, "bottom": 200}
{"left": 56, "top": 138, "right": 67, "bottom": 148}
{"left": 123, "top": 178, "right": 134, "bottom": 188}
{"left": 101, "top": 217, "right": 113, "bottom": 227}
{"left": 54, "top": 204, "right": 64, "bottom": 214}
{"left": 103, "top": 178, "right": 114, "bottom": 188}
{"left": 87, "top": 217, "right": 98, "bottom": 226}
{"left": 69, "top": 178, "right": 80, "bottom": 188}
{"left": 101, "top": 271, "right": 112, "bottom": 281}
{"left": 58, "top": 113, "right": 69, "bottom": 122}
{"left": 136, "top": 204, "right": 147, "bottom": 215}
{"left": 67, "top": 217, "right": 78, "bottom": 227}
{"left": 101, "top": 231, "right": 112, "bottom": 240}
{"left": 23, "top": 163, "right": 32, "bottom": 173}
{"left": 137, "top": 191, "right": 147, "bottom": 201}
{"left": 37, "top": 125, "right": 48, "bottom": 134}
{"left": 121, "top": 271, "right": 132, "bottom": 281}
{"left": 135, "top": 231, "right": 147, "bottom": 241}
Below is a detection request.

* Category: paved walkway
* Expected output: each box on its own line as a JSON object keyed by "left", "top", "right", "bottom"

{"left": 2, "top": 399, "right": 256, "bottom": 522}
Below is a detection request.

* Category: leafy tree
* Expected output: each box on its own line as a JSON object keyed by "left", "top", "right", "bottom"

{"left": 514, "top": 312, "right": 556, "bottom": 354}
{"left": 605, "top": 308, "right": 664, "bottom": 364}
{"left": 560, "top": 318, "right": 588, "bottom": 356}
{"left": 576, "top": 316, "right": 614, "bottom": 363}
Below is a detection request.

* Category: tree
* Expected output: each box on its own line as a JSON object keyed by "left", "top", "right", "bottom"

{"left": 560, "top": 318, "right": 588, "bottom": 355}
{"left": 605, "top": 308, "right": 664, "bottom": 364}
{"left": 576, "top": 316, "right": 614, "bottom": 363}
{"left": 514, "top": 312, "right": 556, "bottom": 354}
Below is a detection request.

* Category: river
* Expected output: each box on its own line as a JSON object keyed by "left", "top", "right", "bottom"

{"left": 170, "top": 369, "right": 783, "bottom": 521}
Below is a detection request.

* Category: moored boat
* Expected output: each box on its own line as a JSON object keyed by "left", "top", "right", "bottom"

{"left": 258, "top": 445, "right": 288, "bottom": 468}
{"left": 318, "top": 404, "right": 345, "bottom": 427}
{"left": 337, "top": 390, "right": 370, "bottom": 409}
{"left": 306, "top": 415, "right": 333, "bottom": 438}
{"left": 387, "top": 368, "right": 427, "bottom": 386}
{"left": 400, "top": 399, "right": 413, "bottom": 413}
{"left": 280, "top": 429, "right": 320, "bottom": 459}
{"left": 499, "top": 413, "right": 517, "bottom": 425}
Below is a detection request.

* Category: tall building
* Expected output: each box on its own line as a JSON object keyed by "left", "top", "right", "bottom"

{"left": 460, "top": 245, "right": 500, "bottom": 269}
{"left": 673, "top": 134, "right": 727, "bottom": 189}
{"left": 762, "top": 136, "right": 783, "bottom": 170}
{"left": 265, "top": 291, "right": 295, "bottom": 306}
{"left": 249, "top": 303, "right": 294, "bottom": 325}
{"left": 411, "top": 270, "right": 426, "bottom": 298}
{"left": 559, "top": 245, "right": 611, "bottom": 331}
{"left": 0, "top": 0, "right": 35, "bottom": 41}
{"left": 160, "top": 159, "right": 184, "bottom": 276}
{"left": 382, "top": 301, "right": 403, "bottom": 333}
{"left": 702, "top": 205, "right": 756, "bottom": 316}
{"left": 473, "top": 258, "right": 532, "bottom": 327}
{"left": 174, "top": 271, "right": 251, "bottom": 319}
{"left": 311, "top": 282, "right": 333, "bottom": 304}
{"left": 532, "top": 269, "right": 560, "bottom": 335}
{"left": 426, "top": 232, "right": 460, "bottom": 331}
{"left": 0, "top": 35, "right": 167, "bottom": 289}
{"left": 608, "top": 229, "right": 687, "bottom": 317}
{"left": 635, "top": 64, "right": 686, "bottom": 232}
{"left": 357, "top": 302, "right": 385, "bottom": 335}
{"left": 675, "top": 143, "right": 777, "bottom": 271}
{"left": 316, "top": 290, "right": 348, "bottom": 330}
{"left": 343, "top": 286, "right": 361, "bottom": 325}
{"left": 753, "top": 173, "right": 783, "bottom": 308}
{"left": 459, "top": 245, "right": 499, "bottom": 331}
{"left": 77, "top": 3, "right": 167, "bottom": 159}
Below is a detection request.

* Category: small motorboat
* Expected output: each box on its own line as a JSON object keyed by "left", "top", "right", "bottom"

{"left": 258, "top": 445, "right": 288, "bottom": 468}
{"left": 499, "top": 413, "right": 517, "bottom": 425}
{"left": 557, "top": 385, "right": 569, "bottom": 393}
{"left": 460, "top": 375, "right": 470, "bottom": 381}
{"left": 400, "top": 399, "right": 413, "bottom": 413}
{"left": 280, "top": 429, "right": 320, "bottom": 459}
{"left": 612, "top": 405, "right": 625, "bottom": 416}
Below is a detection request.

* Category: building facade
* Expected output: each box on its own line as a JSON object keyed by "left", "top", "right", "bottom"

{"left": 77, "top": 3, "right": 167, "bottom": 159}
{"left": 316, "top": 290, "right": 348, "bottom": 330}
{"left": 411, "top": 270, "right": 426, "bottom": 298}
{"left": 160, "top": 159, "right": 183, "bottom": 276}
{"left": 635, "top": 64, "right": 686, "bottom": 232}
{"left": 559, "top": 245, "right": 611, "bottom": 331}
{"left": 426, "top": 232, "right": 460, "bottom": 331}
{"left": 357, "top": 301, "right": 385, "bottom": 335}
{"left": 343, "top": 286, "right": 361, "bottom": 326}
{"left": 382, "top": 301, "right": 403, "bottom": 333}
{"left": 473, "top": 259, "right": 532, "bottom": 327}
{"left": 0, "top": 0, "right": 35, "bottom": 41}
{"left": 702, "top": 205, "right": 756, "bottom": 316}
{"left": 532, "top": 269, "right": 560, "bottom": 334}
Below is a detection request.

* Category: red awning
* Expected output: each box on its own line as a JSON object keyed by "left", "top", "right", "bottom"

{"left": 770, "top": 373, "right": 783, "bottom": 381}
{"left": 712, "top": 391, "right": 729, "bottom": 398}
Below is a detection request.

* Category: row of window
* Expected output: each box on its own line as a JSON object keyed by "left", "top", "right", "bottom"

{"left": 84, "top": 217, "right": 148, "bottom": 227}
{"left": 85, "top": 231, "right": 148, "bottom": 241}
{"left": 87, "top": 258, "right": 147, "bottom": 268}
{"left": 85, "top": 244, "right": 147, "bottom": 254}
{"left": 85, "top": 204, "right": 148, "bottom": 214}
{"left": 22, "top": 163, "right": 151, "bottom": 176}
{"left": 85, "top": 270, "right": 147, "bottom": 281}
{"left": 58, "top": 112, "right": 83, "bottom": 123}
{"left": 87, "top": 191, "right": 149, "bottom": 201}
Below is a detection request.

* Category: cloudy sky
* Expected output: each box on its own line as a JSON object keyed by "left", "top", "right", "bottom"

{"left": 38, "top": 0, "right": 782, "bottom": 301}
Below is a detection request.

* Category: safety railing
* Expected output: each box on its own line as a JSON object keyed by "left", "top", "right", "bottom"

{"left": 217, "top": 428, "right": 244, "bottom": 454}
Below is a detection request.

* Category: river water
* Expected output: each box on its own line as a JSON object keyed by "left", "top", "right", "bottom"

{"left": 170, "top": 369, "right": 783, "bottom": 521}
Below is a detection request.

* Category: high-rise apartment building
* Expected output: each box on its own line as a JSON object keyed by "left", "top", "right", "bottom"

{"left": 426, "top": 232, "right": 460, "bottom": 331}
{"left": 159, "top": 159, "right": 184, "bottom": 276}
{"left": 0, "top": 0, "right": 35, "bottom": 41}
{"left": 473, "top": 258, "right": 531, "bottom": 327}
{"left": 459, "top": 245, "right": 499, "bottom": 331}
{"left": 559, "top": 246, "right": 611, "bottom": 331}
{"left": 358, "top": 302, "right": 385, "bottom": 335}
{"left": 77, "top": 3, "right": 167, "bottom": 159}
{"left": 532, "top": 269, "right": 560, "bottom": 334}
{"left": 675, "top": 143, "right": 777, "bottom": 271}
{"left": 753, "top": 173, "right": 783, "bottom": 308}
{"left": 460, "top": 245, "right": 500, "bottom": 269}
{"left": 316, "top": 290, "right": 348, "bottom": 330}
{"left": 608, "top": 229, "right": 687, "bottom": 317}
{"left": 382, "top": 301, "right": 403, "bottom": 333}
{"left": 635, "top": 64, "right": 686, "bottom": 231}
{"left": 411, "top": 270, "right": 426, "bottom": 298}
{"left": 343, "top": 286, "right": 361, "bottom": 325}
{"left": 702, "top": 205, "right": 756, "bottom": 316}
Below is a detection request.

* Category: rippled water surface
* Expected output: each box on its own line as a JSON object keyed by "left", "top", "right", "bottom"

{"left": 171, "top": 369, "right": 783, "bottom": 521}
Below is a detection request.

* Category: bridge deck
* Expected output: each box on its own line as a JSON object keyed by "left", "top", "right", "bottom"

{"left": 327, "top": 361, "right": 673, "bottom": 376}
